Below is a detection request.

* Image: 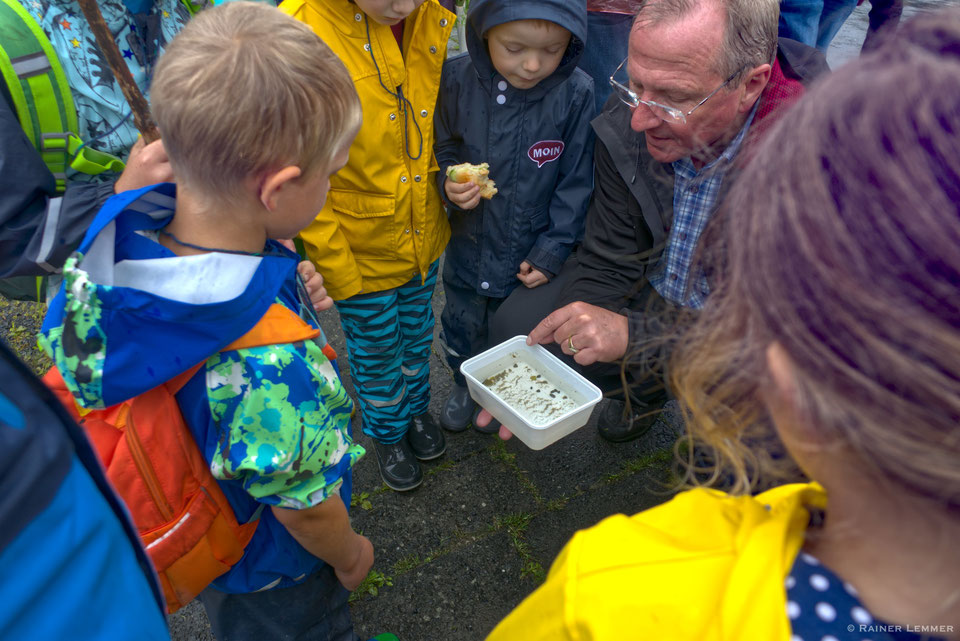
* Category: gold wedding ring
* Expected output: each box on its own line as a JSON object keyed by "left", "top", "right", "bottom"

{"left": 568, "top": 336, "right": 579, "bottom": 354}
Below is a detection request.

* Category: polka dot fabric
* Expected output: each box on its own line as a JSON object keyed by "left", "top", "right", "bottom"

{"left": 786, "top": 552, "right": 948, "bottom": 641}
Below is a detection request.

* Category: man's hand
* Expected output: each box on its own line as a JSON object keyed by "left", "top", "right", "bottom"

{"left": 475, "top": 408, "right": 514, "bottom": 442}
{"left": 527, "top": 302, "right": 630, "bottom": 366}
{"left": 516, "top": 261, "right": 549, "bottom": 288}
{"left": 444, "top": 177, "right": 482, "bottom": 210}
{"left": 334, "top": 534, "right": 374, "bottom": 591}
{"left": 114, "top": 137, "right": 173, "bottom": 193}
{"left": 298, "top": 260, "right": 334, "bottom": 312}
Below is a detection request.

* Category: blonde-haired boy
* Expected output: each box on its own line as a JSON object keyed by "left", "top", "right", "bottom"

{"left": 40, "top": 3, "right": 374, "bottom": 639}
{"left": 152, "top": 1, "right": 361, "bottom": 204}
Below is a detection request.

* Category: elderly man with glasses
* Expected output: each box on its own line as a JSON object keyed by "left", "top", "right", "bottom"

{"left": 488, "top": 0, "right": 827, "bottom": 442}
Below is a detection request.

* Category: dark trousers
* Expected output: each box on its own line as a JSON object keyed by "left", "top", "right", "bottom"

{"left": 439, "top": 273, "right": 505, "bottom": 386}
{"left": 198, "top": 563, "right": 358, "bottom": 641}
{"left": 489, "top": 255, "right": 679, "bottom": 410}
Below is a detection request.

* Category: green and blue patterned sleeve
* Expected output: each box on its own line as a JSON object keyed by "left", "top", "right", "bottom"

{"left": 205, "top": 338, "right": 363, "bottom": 509}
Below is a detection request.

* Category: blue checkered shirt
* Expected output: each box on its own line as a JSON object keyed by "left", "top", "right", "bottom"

{"left": 646, "top": 107, "right": 758, "bottom": 309}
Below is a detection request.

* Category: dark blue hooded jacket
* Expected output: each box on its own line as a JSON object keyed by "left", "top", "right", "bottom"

{"left": 0, "top": 339, "right": 168, "bottom": 640}
{"left": 435, "top": 0, "right": 595, "bottom": 298}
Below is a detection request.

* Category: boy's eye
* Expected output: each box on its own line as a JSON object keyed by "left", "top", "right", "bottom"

{"left": 505, "top": 46, "right": 523, "bottom": 53}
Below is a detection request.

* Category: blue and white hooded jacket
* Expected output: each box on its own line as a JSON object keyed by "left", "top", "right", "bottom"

{"left": 39, "top": 184, "right": 363, "bottom": 594}
{"left": 434, "top": 0, "right": 595, "bottom": 298}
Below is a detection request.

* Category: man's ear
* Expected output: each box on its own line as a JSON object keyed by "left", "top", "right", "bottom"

{"left": 739, "top": 63, "right": 772, "bottom": 113}
{"left": 259, "top": 166, "right": 302, "bottom": 212}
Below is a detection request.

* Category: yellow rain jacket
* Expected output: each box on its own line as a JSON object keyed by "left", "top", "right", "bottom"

{"left": 488, "top": 483, "right": 828, "bottom": 641}
{"left": 280, "top": 0, "right": 453, "bottom": 300}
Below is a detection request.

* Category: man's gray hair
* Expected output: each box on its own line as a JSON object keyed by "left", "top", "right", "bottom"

{"left": 633, "top": 0, "right": 779, "bottom": 80}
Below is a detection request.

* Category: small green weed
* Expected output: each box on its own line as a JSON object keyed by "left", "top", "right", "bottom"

{"left": 351, "top": 491, "right": 373, "bottom": 510}
{"left": 349, "top": 570, "right": 393, "bottom": 602}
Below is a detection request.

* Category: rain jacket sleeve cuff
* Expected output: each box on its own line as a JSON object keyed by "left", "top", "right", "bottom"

{"left": 525, "top": 237, "right": 570, "bottom": 278}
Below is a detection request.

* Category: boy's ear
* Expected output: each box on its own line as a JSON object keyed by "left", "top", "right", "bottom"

{"left": 258, "top": 166, "right": 303, "bottom": 212}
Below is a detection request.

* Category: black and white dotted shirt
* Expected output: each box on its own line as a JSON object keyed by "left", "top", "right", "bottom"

{"left": 786, "top": 551, "right": 948, "bottom": 641}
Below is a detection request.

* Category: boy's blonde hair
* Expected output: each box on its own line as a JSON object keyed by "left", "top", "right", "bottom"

{"left": 151, "top": 2, "right": 361, "bottom": 201}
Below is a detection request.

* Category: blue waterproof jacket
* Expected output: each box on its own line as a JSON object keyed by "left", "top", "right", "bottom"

{"left": 0, "top": 340, "right": 168, "bottom": 640}
{"left": 40, "top": 185, "right": 358, "bottom": 594}
{"left": 435, "top": 0, "right": 595, "bottom": 297}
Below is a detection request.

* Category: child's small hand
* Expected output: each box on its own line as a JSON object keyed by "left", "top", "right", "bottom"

{"left": 444, "top": 177, "right": 482, "bottom": 210}
{"left": 114, "top": 137, "right": 174, "bottom": 193}
{"left": 298, "top": 260, "right": 334, "bottom": 312}
{"left": 335, "top": 534, "right": 374, "bottom": 592}
{"left": 516, "top": 261, "right": 549, "bottom": 289}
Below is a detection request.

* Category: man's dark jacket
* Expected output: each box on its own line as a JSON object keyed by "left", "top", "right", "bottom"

{"left": 0, "top": 97, "right": 113, "bottom": 282}
{"left": 566, "top": 39, "right": 830, "bottom": 337}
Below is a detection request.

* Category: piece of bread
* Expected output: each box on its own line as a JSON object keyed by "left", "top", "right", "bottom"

{"left": 446, "top": 162, "right": 498, "bottom": 199}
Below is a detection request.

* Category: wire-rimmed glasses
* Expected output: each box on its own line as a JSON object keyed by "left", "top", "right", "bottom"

{"left": 609, "top": 57, "right": 745, "bottom": 124}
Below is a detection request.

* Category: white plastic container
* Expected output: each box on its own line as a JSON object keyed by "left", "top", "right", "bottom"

{"left": 460, "top": 336, "right": 603, "bottom": 450}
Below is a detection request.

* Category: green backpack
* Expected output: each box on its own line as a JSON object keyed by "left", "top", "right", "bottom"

{"left": 0, "top": 0, "right": 203, "bottom": 301}
{"left": 0, "top": 0, "right": 129, "bottom": 193}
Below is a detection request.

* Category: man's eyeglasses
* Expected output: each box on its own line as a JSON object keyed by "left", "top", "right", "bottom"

{"left": 609, "top": 58, "right": 745, "bottom": 124}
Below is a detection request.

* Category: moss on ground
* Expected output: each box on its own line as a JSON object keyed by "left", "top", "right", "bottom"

{"left": 0, "top": 298, "right": 51, "bottom": 376}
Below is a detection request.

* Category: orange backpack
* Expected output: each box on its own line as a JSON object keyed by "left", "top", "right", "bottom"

{"left": 43, "top": 303, "right": 332, "bottom": 613}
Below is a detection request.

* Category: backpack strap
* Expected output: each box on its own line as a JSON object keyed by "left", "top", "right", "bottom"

{"left": 0, "top": 0, "right": 124, "bottom": 193}
{"left": 224, "top": 303, "right": 321, "bottom": 352}
{"left": 179, "top": 0, "right": 204, "bottom": 16}
{"left": 164, "top": 304, "right": 323, "bottom": 395}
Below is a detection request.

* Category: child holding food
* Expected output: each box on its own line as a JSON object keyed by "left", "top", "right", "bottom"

{"left": 434, "top": 0, "right": 595, "bottom": 433}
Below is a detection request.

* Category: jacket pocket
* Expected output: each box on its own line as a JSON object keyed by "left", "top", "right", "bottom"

{"left": 525, "top": 203, "right": 550, "bottom": 234}
{"left": 328, "top": 189, "right": 398, "bottom": 260}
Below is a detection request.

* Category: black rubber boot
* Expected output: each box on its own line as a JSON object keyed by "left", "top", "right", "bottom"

{"left": 439, "top": 383, "right": 475, "bottom": 432}
{"left": 596, "top": 399, "right": 661, "bottom": 443}
{"left": 373, "top": 439, "right": 423, "bottom": 492}
{"left": 407, "top": 413, "right": 446, "bottom": 461}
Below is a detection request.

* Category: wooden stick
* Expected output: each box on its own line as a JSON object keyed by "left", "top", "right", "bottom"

{"left": 76, "top": 0, "right": 159, "bottom": 143}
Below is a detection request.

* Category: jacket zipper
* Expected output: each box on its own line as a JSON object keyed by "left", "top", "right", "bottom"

{"left": 123, "top": 409, "right": 174, "bottom": 522}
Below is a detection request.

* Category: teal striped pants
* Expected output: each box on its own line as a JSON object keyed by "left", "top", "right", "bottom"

{"left": 334, "top": 261, "right": 439, "bottom": 444}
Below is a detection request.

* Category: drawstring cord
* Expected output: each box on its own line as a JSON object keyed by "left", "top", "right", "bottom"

{"left": 364, "top": 15, "right": 424, "bottom": 161}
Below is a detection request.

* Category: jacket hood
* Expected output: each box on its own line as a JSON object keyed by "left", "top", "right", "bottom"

{"left": 40, "top": 184, "right": 298, "bottom": 408}
{"left": 465, "top": 0, "right": 587, "bottom": 93}
{"left": 488, "top": 483, "right": 828, "bottom": 640}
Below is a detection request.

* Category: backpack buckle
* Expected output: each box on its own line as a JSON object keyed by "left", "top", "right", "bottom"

{"left": 40, "top": 131, "right": 78, "bottom": 154}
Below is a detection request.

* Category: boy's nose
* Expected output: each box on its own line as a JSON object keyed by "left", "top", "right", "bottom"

{"left": 522, "top": 56, "right": 541, "bottom": 73}
{"left": 393, "top": 0, "right": 420, "bottom": 16}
